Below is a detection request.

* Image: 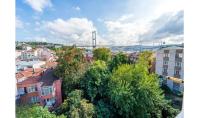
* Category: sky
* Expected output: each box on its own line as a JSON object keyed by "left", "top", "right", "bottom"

{"left": 16, "top": 0, "right": 184, "bottom": 46}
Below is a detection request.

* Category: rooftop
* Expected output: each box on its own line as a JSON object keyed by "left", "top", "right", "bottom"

{"left": 17, "top": 68, "right": 60, "bottom": 87}
{"left": 16, "top": 68, "right": 45, "bottom": 80}
{"left": 40, "top": 69, "right": 59, "bottom": 86}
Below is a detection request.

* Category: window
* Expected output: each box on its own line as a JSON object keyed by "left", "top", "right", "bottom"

{"left": 176, "top": 53, "right": 183, "bottom": 58}
{"left": 31, "top": 96, "right": 39, "bottom": 103}
{"left": 163, "top": 68, "right": 167, "bottom": 73}
{"left": 178, "top": 53, "right": 183, "bottom": 58}
{"left": 45, "top": 97, "right": 56, "bottom": 107}
{"left": 27, "top": 85, "right": 36, "bottom": 93}
{"left": 175, "top": 62, "right": 182, "bottom": 67}
{"left": 164, "top": 53, "right": 169, "bottom": 58}
{"left": 174, "top": 70, "right": 180, "bottom": 75}
{"left": 163, "top": 61, "right": 168, "bottom": 65}
{"left": 41, "top": 86, "right": 53, "bottom": 96}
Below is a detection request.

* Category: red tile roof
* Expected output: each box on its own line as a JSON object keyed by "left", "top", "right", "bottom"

{"left": 16, "top": 68, "right": 45, "bottom": 80}
{"left": 17, "top": 76, "right": 41, "bottom": 87}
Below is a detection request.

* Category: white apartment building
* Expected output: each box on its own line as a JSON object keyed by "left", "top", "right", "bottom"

{"left": 16, "top": 61, "right": 46, "bottom": 72}
{"left": 20, "top": 50, "right": 38, "bottom": 61}
{"left": 155, "top": 46, "right": 184, "bottom": 92}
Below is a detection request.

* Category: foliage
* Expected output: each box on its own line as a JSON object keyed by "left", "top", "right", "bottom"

{"left": 108, "top": 54, "right": 179, "bottom": 118}
{"left": 95, "top": 100, "right": 114, "bottom": 118}
{"left": 53, "top": 48, "right": 179, "bottom": 118}
{"left": 54, "top": 47, "right": 88, "bottom": 98}
{"left": 55, "top": 90, "right": 95, "bottom": 118}
{"left": 108, "top": 52, "right": 129, "bottom": 72}
{"left": 138, "top": 51, "right": 155, "bottom": 70}
{"left": 93, "top": 48, "right": 111, "bottom": 62}
{"left": 16, "top": 104, "right": 65, "bottom": 118}
{"left": 16, "top": 46, "right": 23, "bottom": 50}
{"left": 80, "top": 60, "right": 110, "bottom": 102}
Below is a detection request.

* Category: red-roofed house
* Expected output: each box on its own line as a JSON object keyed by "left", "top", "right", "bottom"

{"left": 16, "top": 68, "right": 62, "bottom": 109}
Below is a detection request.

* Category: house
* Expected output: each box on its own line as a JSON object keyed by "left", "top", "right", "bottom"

{"left": 22, "top": 44, "right": 32, "bottom": 51}
{"left": 155, "top": 45, "right": 184, "bottom": 92}
{"left": 36, "top": 48, "right": 54, "bottom": 61}
{"left": 16, "top": 68, "right": 45, "bottom": 83}
{"left": 16, "top": 68, "right": 62, "bottom": 109}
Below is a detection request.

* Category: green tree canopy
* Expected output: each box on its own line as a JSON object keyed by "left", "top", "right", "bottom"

{"left": 16, "top": 104, "right": 65, "bottom": 118}
{"left": 55, "top": 90, "right": 95, "bottom": 118}
{"left": 108, "top": 52, "right": 129, "bottom": 72}
{"left": 93, "top": 48, "right": 111, "bottom": 62}
{"left": 54, "top": 47, "right": 88, "bottom": 98}
{"left": 80, "top": 60, "right": 110, "bottom": 102}
{"left": 108, "top": 56, "right": 179, "bottom": 117}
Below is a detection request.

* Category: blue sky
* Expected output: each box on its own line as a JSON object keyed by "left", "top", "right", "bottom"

{"left": 16, "top": 0, "right": 183, "bottom": 46}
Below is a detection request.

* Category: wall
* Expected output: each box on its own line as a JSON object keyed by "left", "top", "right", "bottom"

{"left": 53, "top": 80, "right": 62, "bottom": 107}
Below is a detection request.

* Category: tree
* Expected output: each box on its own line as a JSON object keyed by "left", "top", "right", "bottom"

{"left": 54, "top": 47, "right": 88, "bottom": 98}
{"left": 108, "top": 52, "right": 129, "bottom": 72}
{"left": 95, "top": 100, "right": 114, "bottom": 118}
{"left": 138, "top": 51, "right": 155, "bottom": 73}
{"left": 16, "top": 104, "right": 65, "bottom": 118}
{"left": 93, "top": 48, "right": 111, "bottom": 62}
{"left": 55, "top": 90, "right": 95, "bottom": 118}
{"left": 80, "top": 60, "right": 110, "bottom": 102}
{"left": 108, "top": 55, "right": 179, "bottom": 117}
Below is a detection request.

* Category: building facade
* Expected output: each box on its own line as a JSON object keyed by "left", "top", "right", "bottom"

{"left": 16, "top": 68, "right": 62, "bottom": 109}
{"left": 155, "top": 46, "right": 184, "bottom": 92}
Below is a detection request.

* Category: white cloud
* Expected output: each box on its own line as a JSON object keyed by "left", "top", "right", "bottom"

{"left": 24, "top": 0, "right": 52, "bottom": 12}
{"left": 16, "top": 17, "right": 24, "bottom": 28}
{"left": 104, "top": 17, "right": 150, "bottom": 46}
{"left": 73, "top": 6, "right": 81, "bottom": 11}
{"left": 45, "top": 18, "right": 107, "bottom": 45}
{"left": 103, "top": 10, "right": 183, "bottom": 46}
{"left": 154, "top": 0, "right": 183, "bottom": 16}
{"left": 118, "top": 14, "right": 134, "bottom": 22}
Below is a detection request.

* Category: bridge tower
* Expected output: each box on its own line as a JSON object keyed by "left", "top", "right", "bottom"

{"left": 92, "top": 31, "right": 96, "bottom": 48}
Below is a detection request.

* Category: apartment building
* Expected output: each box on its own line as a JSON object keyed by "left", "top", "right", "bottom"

{"left": 155, "top": 45, "right": 184, "bottom": 92}
{"left": 16, "top": 61, "right": 46, "bottom": 73}
{"left": 21, "top": 50, "right": 38, "bottom": 61}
